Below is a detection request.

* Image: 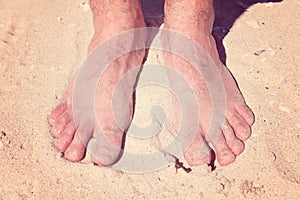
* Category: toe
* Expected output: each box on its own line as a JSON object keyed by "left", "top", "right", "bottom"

{"left": 49, "top": 103, "right": 67, "bottom": 124}
{"left": 64, "top": 131, "right": 87, "bottom": 162}
{"left": 184, "top": 143, "right": 214, "bottom": 166}
{"left": 235, "top": 104, "right": 255, "bottom": 126}
{"left": 90, "top": 139, "right": 122, "bottom": 166}
{"left": 51, "top": 111, "right": 72, "bottom": 134}
{"left": 222, "top": 120, "right": 245, "bottom": 156}
{"left": 226, "top": 139, "right": 245, "bottom": 156}
{"left": 54, "top": 121, "right": 76, "bottom": 152}
{"left": 90, "top": 130, "right": 124, "bottom": 166}
{"left": 183, "top": 133, "right": 214, "bottom": 166}
{"left": 211, "top": 133, "right": 236, "bottom": 166}
{"left": 227, "top": 112, "right": 251, "bottom": 141}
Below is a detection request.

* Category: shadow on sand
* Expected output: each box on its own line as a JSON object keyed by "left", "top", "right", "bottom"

{"left": 140, "top": 0, "right": 282, "bottom": 64}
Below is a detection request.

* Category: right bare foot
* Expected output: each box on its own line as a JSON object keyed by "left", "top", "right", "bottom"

{"left": 163, "top": 0, "right": 254, "bottom": 166}
{"left": 48, "top": 0, "right": 146, "bottom": 166}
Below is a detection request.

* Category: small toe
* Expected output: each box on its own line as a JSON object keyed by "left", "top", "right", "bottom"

{"left": 227, "top": 112, "right": 251, "bottom": 141}
{"left": 227, "top": 139, "right": 245, "bottom": 156}
{"left": 54, "top": 121, "right": 76, "bottom": 152}
{"left": 49, "top": 103, "right": 67, "bottom": 124}
{"left": 222, "top": 120, "right": 245, "bottom": 156}
{"left": 64, "top": 132, "right": 87, "bottom": 162}
{"left": 212, "top": 134, "right": 236, "bottom": 166}
{"left": 235, "top": 104, "right": 255, "bottom": 126}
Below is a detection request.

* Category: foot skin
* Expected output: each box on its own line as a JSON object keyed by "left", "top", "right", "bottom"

{"left": 163, "top": 0, "right": 254, "bottom": 166}
{"left": 49, "top": 0, "right": 146, "bottom": 166}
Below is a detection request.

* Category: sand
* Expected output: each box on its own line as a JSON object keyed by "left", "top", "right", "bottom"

{"left": 0, "top": 0, "right": 299, "bottom": 199}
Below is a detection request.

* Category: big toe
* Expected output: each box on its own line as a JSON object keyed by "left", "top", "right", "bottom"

{"left": 211, "top": 134, "right": 236, "bottom": 166}
{"left": 184, "top": 144, "right": 214, "bottom": 166}
{"left": 90, "top": 138, "right": 122, "bottom": 166}
{"left": 64, "top": 132, "right": 87, "bottom": 162}
{"left": 89, "top": 130, "right": 124, "bottom": 166}
{"left": 182, "top": 133, "right": 214, "bottom": 166}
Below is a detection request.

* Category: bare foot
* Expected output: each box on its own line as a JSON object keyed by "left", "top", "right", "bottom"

{"left": 163, "top": 0, "right": 254, "bottom": 166}
{"left": 48, "top": 0, "right": 146, "bottom": 166}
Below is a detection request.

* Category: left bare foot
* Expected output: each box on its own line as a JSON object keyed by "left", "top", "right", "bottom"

{"left": 49, "top": 0, "right": 146, "bottom": 165}
{"left": 163, "top": 0, "right": 254, "bottom": 166}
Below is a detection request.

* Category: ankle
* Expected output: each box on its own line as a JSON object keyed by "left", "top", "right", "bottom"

{"left": 163, "top": 0, "right": 219, "bottom": 63}
{"left": 164, "top": 0, "right": 215, "bottom": 36}
{"left": 88, "top": 2, "right": 146, "bottom": 53}
{"left": 91, "top": 0, "right": 145, "bottom": 34}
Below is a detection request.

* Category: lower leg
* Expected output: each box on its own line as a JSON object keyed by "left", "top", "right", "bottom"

{"left": 164, "top": 0, "right": 219, "bottom": 62}
{"left": 89, "top": 0, "right": 146, "bottom": 52}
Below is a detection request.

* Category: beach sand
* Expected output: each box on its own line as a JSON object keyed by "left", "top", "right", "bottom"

{"left": 0, "top": 0, "right": 299, "bottom": 199}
